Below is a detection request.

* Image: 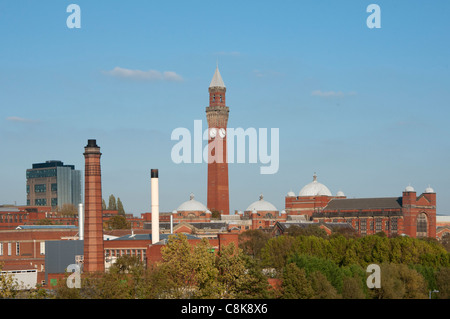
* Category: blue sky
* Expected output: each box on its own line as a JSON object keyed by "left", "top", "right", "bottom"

{"left": 0, "top": 1, "right": 449, "bottom": 215}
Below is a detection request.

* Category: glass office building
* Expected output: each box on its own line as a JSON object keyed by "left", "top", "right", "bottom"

{"left": 26, "top": 161, "right": 82, "bottom": 209}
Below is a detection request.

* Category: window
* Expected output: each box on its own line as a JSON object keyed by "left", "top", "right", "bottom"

{"left": 16, "top": 242, "right": 20, "bottom": 256}
{"left": 354, "top": 220, "right": 359, "bottom": 230}
{"left": 417, "top": 213, "right": 428, "bottom": 237}
{"left": 26, "top": 185, "right": 30, "bottom": 194}
{"left": 212, "top": 94, "right": 215, "bottom": 102}
{"left": 376, "top": 218, "right": 382, "bottom": 231}
{"left": 8, "top": 243, "right": 12, "bottom": 256}
{"left": 51, "top": 183, "right": 58, "bottom": 192}
{"left": 0, "top": 243, "right": 3, "bottom": 256}
{"left": 370, "top": 220, "right": 374, "bottom": 231}
{"left": 34, "top": 184, "right": 47, "bottom": 193}
{"left": 51, "top": 198, "right": 58, "bottom": 207}
{"left": 360, "top": 219, "right": 367, "bottom": 231}
{"left": 35, "top": 198, "right": 47, "bottom": 206}
{"left": 220, "top": 95, "right": 223, "bottom": 102}
{"left": 391, "top": 218, "right": 398, "bottom": 231}
{"left": 40, "top": 242, "right": 45, "bottom": 255}
{"left": 385, "top": 220, "right": 390, "bottom": 231}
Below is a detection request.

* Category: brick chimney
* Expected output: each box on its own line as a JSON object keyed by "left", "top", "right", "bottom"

{"left": 83, "top": 139, "right": 104, "bottom": 272}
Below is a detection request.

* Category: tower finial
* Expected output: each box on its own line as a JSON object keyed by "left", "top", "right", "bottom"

{"left": 313, "top": 172, "right": 317, "bottom": 182}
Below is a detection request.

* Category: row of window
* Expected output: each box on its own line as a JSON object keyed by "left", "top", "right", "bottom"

{"left": 0, "top": 214, "right": 26, "bottom": 223}
{"left": 27, "top": 183, "right": 58, "bottom": 194}
{"left": 354, "top": 218, "right": 398, "bottom": 232}
{"left": 26, "top": 168, "right": 57, "bottom": 179}
{"left": 105, "top": 249, "right": 146, "bottom": 261}
{"left": 0, "top": 241, "right": 45, "bottom": 256}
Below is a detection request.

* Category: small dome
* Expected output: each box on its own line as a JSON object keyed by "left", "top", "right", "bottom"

{"left": 299, "top": 173, "right": 332, "bottom": 197}
{"left": 246, "top": 194, "right": 278, "bottom": 212}
{"left": 404, "top": 185, "right": 415, "bottom": 192}
{"left": 336, "top": 191, "right": 345, "bottom": 197}
{"left": 176, "top": 193, "right": 207, "bottom": 212}
{"left": 287, "top": 191, "right": 296, "bottom": 197}
{"left": 425, "top": 186, "right": 435, "bottom": 193}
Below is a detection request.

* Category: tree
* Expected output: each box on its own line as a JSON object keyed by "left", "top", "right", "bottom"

{"left": 108, "top": 194, "right": 117, "bottom": 210}
{"left": 102, "top": 199, "right": 106, "bottom": 210}
{"left": 281, "top": 263, "right": 313, "bottom": 299}
{"left": 371, "top": 263, "right": 428, "bottom": 299}
{"left": 309, "top": 271, "right": 341, "bottom": 299}
{"left": 239, "top": 230, "right": 271, "bottom": 260}
{"left": 286, "top": 224, "right": 328, "bottom": 238}
{"left": 57, "top": 203, "right": 77, "bottom": 217}
{"left": 341, "top": 276, "right": 366, "bottom": 299}
{"left": 0, "top": 263, "right": 18, "bottom": 299}
{"left": 106, "top": 215, "right": 130, "bottom": 230}
{"left": 436, "top": 267, "right": 450, "bottom": 299}
{"left": 117, "top": 197, "right": 125, "bottom": 216}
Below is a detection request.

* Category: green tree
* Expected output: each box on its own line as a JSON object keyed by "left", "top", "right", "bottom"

{"left": 0, "top": 263, "right": 18, "bottom": 299}
{"left": 239, "top": 229, "right": 271, "bottom": 260}
{"left": 309, "top": 271, "right": 341, "bottom": 299}
{"left": 341, "top": 276, "right": 366, "bottom": 299}
{"left": 371, "top": 263, "right": 428, "bottom": 299}
{"left": 281, "top": 263, "right": 313, "bottom": 299}
{"left": 117, "top": 197, "right": 125, "bottom": 216}
{"left": 435, "top": 267, "right": 450, "bottom": 299}
{"left": 108, "top": 194, "right": 117, "bottom": 210}
{"left": 286, "top": 224, "right": 328, "bottom": 238}
{"left": 106, "top": 215, "right": 130, "bottom": 230}
{"left": 102, "top": 199, "right": 106, "bottom": 210}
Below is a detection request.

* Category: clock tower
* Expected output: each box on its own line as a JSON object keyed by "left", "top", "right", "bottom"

{"left": 206, "top": 66, "right": 230, "bottom": 215}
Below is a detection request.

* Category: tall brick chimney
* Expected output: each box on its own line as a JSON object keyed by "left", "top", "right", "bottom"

{"left": 83, "top": 139, "right": 104, "bottom": 272}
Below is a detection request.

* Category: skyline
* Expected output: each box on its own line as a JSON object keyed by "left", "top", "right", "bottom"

{"left": 1, "top": 1, "right": 449, "bottom": 215}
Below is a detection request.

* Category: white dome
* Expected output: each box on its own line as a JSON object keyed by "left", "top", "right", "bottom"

{"left": 405, "top": 185, "right": 415, "bottom": 192}
{"left": 246, "top": 194, "right": 278, "bottom": 212}
{"left": 176, "top": 193, "right": 208, "bottom": 212}
{"left": 336, "top": 191, "right": 345, "bottom": 197}
{"left": 287, "top": 191, "right": 296, "bottom": 197}
{"left": 299, "top": 174, "right": 332, "bottom": 197}
{"left": 425, "top": 186, "right": 435, "bottom": 193}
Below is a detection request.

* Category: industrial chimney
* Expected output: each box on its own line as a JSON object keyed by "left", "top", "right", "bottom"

{"left": 83, "top": 139, "right": 104, "bottom": 273}
{"left": 78, "top": 203, "right": 84, "bottom": 240}
{"left": 151, "top": 169, "right": 160, "bottom": 243}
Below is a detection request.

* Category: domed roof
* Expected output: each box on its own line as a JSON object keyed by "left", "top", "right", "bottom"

{"left": 176, "top": 193, "right": 208, "bottom": 212}
{"left": 299, "top": 174, "right": 332, "bottom": 197}
{"left": 246, "top": 194, "right": 278, "bottom": 212}
{"left": 287, "top": 190, "right": 296, "bottom": 197}
{"left": 425, "top": 186, "right": 435, "bottom": 193}
{"left": 404, "top": 185, "right": 415, "bottom": 192}
{"left": 336, "top": 190, "right": 345, "bottom": 197}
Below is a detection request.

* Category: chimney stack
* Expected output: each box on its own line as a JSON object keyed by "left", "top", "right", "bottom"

{"left": 78, "top": 203, "right": 84, "bottom": 240}
{"left": 151, "top": 169, "right": 160, "bottom": 243}
{"left": 83, "top": 139, "right": 104, "bottom": 272}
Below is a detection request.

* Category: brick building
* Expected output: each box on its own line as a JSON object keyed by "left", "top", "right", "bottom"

{"left": 285, "top": 174, "right": 436, "bottom": 238}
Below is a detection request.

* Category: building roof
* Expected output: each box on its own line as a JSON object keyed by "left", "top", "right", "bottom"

{"left": 324, "top": 197, "right": 402, "bottom": 211}
{"left": 246, "top": 194, "right": 278, "bottom": 212}
{"left": 299, "top": 173, "right": 332, "bottom": 197}
{"left": 176, "top": 193, "right": 209, "bottom": 212}
{"left": 111, "top": 233, "right": 200, "bottom": 241}
{"left": 15, "top": 225, "right": 78, "bottom": 230}
{"left": 209, "top": 66, "right": 226, "bottom": 88}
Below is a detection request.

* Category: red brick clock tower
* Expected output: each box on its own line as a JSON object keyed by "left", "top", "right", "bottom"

{"left": 206, "top": 66, "right": 230, "bottom": 215}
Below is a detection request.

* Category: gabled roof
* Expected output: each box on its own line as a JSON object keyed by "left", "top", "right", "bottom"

{"left": 324, "top": 197, "right": 402, "bottom": 211}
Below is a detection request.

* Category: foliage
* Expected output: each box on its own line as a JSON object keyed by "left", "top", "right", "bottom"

{"left": 370, "top": 263, "right": 428, "bottom": 299}
{"left": 281, "top": 263, "right": 313, "bottom": 299}
{"left": 117, "top": 197, "right": 125, "bottom": 216}
{"left": 108, "top": 194, "right": 117, "bottom": 210}
{"left": 106, "top": 215, "right": 130, "bottom": 230}
{"left": 0, "top": 262, "right": 19, "bottom": 299}
{"left": 57, "top": 203, "right": 77, "bottom": 217}
{"left": 239, "top": 230, "right": 271, "bottom": 260}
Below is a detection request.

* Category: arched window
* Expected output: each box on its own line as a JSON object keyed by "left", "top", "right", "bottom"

{"left": 416, "top": 213, "right": 428, "bottom": 237}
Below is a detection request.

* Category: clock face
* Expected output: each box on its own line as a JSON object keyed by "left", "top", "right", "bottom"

{"left": 209, "top": 128, "right": 217, "bottom": 138}
{"left": 219, "top": 128, "right": 226, "bottom": 138}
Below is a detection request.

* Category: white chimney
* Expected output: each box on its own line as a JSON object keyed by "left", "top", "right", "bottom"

{"left": 151, "top": 169, "right": 160, "bottom": 243}
{"left": 78, "top": 203, "right": 84, "bottom": 240}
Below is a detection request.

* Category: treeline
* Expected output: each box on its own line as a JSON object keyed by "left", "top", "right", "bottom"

{"left": 240, "top": 227, "right": 450, "bottom": 299}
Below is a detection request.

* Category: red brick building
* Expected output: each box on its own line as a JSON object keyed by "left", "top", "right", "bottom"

{"left": 285, "top": 175, "right": 436, "bottom": 238}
